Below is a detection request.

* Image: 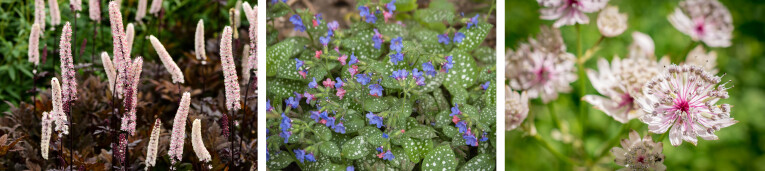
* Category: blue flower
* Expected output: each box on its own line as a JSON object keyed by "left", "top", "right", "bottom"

{"left": 481, "top": 81, "right": 491, "bottom": 90}
{"left": 389, "top": 53, "right": 404, "bottom": 65}
{"left": 376, "top": 146, "right": 384, "bottom": 153}
{"left": 450, "top": 104, "right": 462, "bottom": 116}
{"left": 453, "top": 32, "right": 465, "bottom": 44}
{"left": 266, "top": 100, "right": 273, "bottom": 111}
{"left": 305, "top": 153, "right": 316, "bottom": 162}
{"left": 266, "top": 149, "right": 270, "bottom": 161}
{"left": 334, "top": 122, "right": 346, "bottom": 133}
{"left": 280, "top": 113, "right": 292, "bottom": 132}
{"left": 463, "top": 132, "right": 478, "bottom": 147}
{"left": 382, "top": 133, "right": 389, "bottom": 139}
{"left": 456, "top": 121, "right": 467, "bottom": 134}
{"left": 467, "top": 14, "right": 480, "bottom": 29}
{"left": 382, "top": 150, "right": 395, "bottom": 161}
{"left": 320, "top": 35, "right": 331, "bottom": 46}
{"left": 386, "top": 0, "right": 397, "bottom": 12}
{"left": 443, "top": 56, "right": 454, "bottom": 73}
{"left": 358, "top": 6, "right": 377, "bottom": 23}
{"left": 422, "top": 62, "right": 437, "bottom": 77}
{"left": 285, "top": 97, "right": 299, "bottom": 109}
{"left": 328, "top": 21, "right": 339, "bottom": 30}
{"left": 310, "top": 111, "right": 321, "bottom": 122}
{"left": 438, "top": 33, "right": 450, "bottom": 45}
{"left": 289, "top": 14, "right": 305, "bottom": 32}
{"left": 369, "top": 84, "right": 383, "bottom": 97}
{"left": 373, "top": 29, "right": 383, "bottom": 49}
{"left": 308, "top": 77, "right": 318, "bottom": 88}
{"left": 480, "top": 132, "right": 488, "bottom": 142}
{"left": 347, "top": 166, "right": 355, "bottom": 171}
{"left": 390, "top": 37, "right": 403, "bottom": 53}
{"left": 320, "top": 111, "right": 329, "bottom": 120}
{"left": 356, "top": 73, "right": 371, "bottom": 85}
{"left": 335, "top": 77, "right": 345, "bottom": 88}
{"left": 325, "top": 116, "right": 336, "bottom": 128}
{"left": 348, "top": 53, "right": 358, "bottom": 65}
{"left": 295, "top": 58, "right": 303, "bottom": 71}
{"left": 294, "top": 149, "right": 306, "bottom": 163}
{"left": 366, "top": 112, "right": 384, "bottom": 128}
{"left": 390, "top": 69, "right": 408, "bottom": 80}
{"left": 412, "top": 68, "right": 423, "bottom": 78}
{"left": 280, "top": 131, "right": 291, "bottom": 143}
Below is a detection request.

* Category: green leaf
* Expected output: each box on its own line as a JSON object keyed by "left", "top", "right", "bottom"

{"left": 405, "top": 126, "right": 437, "bottom": 139}
{"left": 415, "top": 8, "right": 455, "bottom": 23}
{"left": 267, "top": 150, "right": 294, "bottom": 170}
{"left": 360, "top": 126, "right": 386, "bottom": 147}
{"left": 341, "top": 135, "right": 370, "bottom": 160}
{"left": 391, "top": 0, "right": 418, "bottom": 12}
{"left": 320, "top": 141, "right": 342, "bottom": 158}
{"left": 435, "top": 110, "right": 452, "bottom": 128}
{"left": 472, "top": 46, "right": 495, "bottom": 65}
{"left": 315, "top": 124, "right": 333, "bottom": 141}
{"left": 402, "top": 137, "right": 433, "bottom": 163}
{"left": 266, "top": 40, "right": 299, "bottom": 76}
{"left": 363, "top": 97, "right": 389, "bottom": 113}
{"left": 443, "top": 50, "right": 478, "bottom": 90}
{"left": 319, "top": 163, "right": 347, "bottom": 171}
{"left": 441, "top": 123, "right": 459, "bottom": 139}
{"left": 421, "top": 145, "right": 457, "bottom": 171}
{"left": 342, "top": 112, "right": 365, "bottom": 134}
{"left": 266, "top": 78, "right": 303, "bottom": 100}
{"left": 459, "top": 154, "right": 495, "bottom": 171}
{"left": 267, "top": 2, "right": 290, "bottom": 18}
{"left": 304, "top": 153, "right": 332, "bottom": 170}
{"left": 455, "top": 22, "right": 492, "bottom": 51}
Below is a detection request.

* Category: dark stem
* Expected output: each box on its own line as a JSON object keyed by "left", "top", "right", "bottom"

{"left": 241, "top": 73, "right": 253, "bottom": 162}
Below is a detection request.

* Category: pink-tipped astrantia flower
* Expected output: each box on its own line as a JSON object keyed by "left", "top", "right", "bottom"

{"left": 538, "top": 0, "right": 609, "bottom": 27}
{"left": 88, "top": 0, "right": 100, "bottom": 21}
{"left": 50, "top": 78, "right": 69, "bottom": 136}
{"left": 596, "top": 6, "right": 627, "bottom": 37}
{"left": 507, "top": 26, "right": 577, "bottom": 103}
{"left": 40, "top": 111, "right": 52, "bottom": 159}
{"left": 149, "top": 0, "right": 162, "bottom": 15}
{"left": 191, "top": 119, "right": 211, "bottom": 162}
{"left": 611, "top": 130, "right": 666, "bottom": 171}
{"left": 685, "top": 45, "right": 718, "bottom": 74}
{"left": 668, "top": 0, "right": 733, "bottom": 47}
{"left": 48, "top": 0, "right": 61, "bottom": 26}
{"left": 168, "top": 92, "right": 191, "bottom": 164}
{"left": 505, "top": 86, "right": 529, "bottom": 131}
{"left": 135, "top": 0, "right": 147, "bottom": 21}
{"left": 121, "top": 57, "right": 143, "bottom": 135}
{"left": 150, "top": 35, "right": 185, "bottom": 84}
{"left": 145, "top": 118, "right": 161, "bottom": 170}
{"left": 638, "top": 65, "right": 737, "bottom": 146}
{"left": 584, "top": 57, "right": 663, "bottom": 123}
{"left": 34, "top": 0, "right": 45, "bottom": 30}
{"left": 59, "top": 22, "right": 78, "bottom": 105}
{"left": 29, "top": 24, "right": 41, "bottom": 66}
{"left": 220, "top": 26, "right": 242, "bottom": 111}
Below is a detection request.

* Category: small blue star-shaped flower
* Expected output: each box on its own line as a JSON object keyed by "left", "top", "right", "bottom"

{"left": 453, "top": 32, "right": 465, "bottom": 44}
{"left": 289, "top": 14, "right": 305, "bottom": 32}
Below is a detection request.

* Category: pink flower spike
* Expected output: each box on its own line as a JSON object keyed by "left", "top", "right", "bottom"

{"left": 59, "top": 22, "right": 78, "bottom": 105}
{"left": 220, "top": 26, "right": 242, "bottom": 111}
{"left": 168, "top": 92, "right": 191, "bottom": 164}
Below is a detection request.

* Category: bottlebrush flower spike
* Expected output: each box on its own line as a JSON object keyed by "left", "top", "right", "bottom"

{"left": 50, "top": 78, "right": 69, "bottom": 135}
{"left": 242, "top": 2, "right": 258, "bottom": 84}
{"left": 40, "top": 111, "right": 52, "bottom": 160}
{"left": 145, "top": 118, "right": 161, "bottom": 170}
{"left": 220, "top": 26, "right": 241, "bottom": 111}
{"left": 241, "top": 44, "right": 252, "bottom": 84}
{"left": 149, "top": 0, "right": 162, "bottom": 15}
{"left": 70, "top": 0, "right": 82, "bottom": 11}
{"left": 168, "top": 92, "right": 191, "bottom": 164}
{"left": 109, "top": 1, "right": 131, "bottom": 98}
{"left": 135, "top": 0, "right": 147, "bottom": 21}
{"left": 101, "top": 52, "right": 116, "bottom": 92}
{"left": 150, "top": 35, "right": 185, "bottom": 84}
{"left": 34, "top": 0, "right": 45, "bottom": 30}
{"left": 59, "top": 22, "right": 78, "bottom": 105}
{"left": 195, "top": 19, "right": 207, "bottom": 63}
{"left": 28, "top": 24, "right": 41, "bottom": 66}
{"left": 88, "top": 0, "right": 100, "bottom": 21}
{"left": 126, "top": 23, "right": 135, "bottom": 53}
{"left": 191, "top": 119, "right": 211, "bottom": 162}
{"left": 121, "top": 57, "right": 143, "bottom": 135}
{"left": 48, "top": 0, "right": 61, "bottom": 26}
{"left": 638, "top": 65, "right": 737, "bottom": 146}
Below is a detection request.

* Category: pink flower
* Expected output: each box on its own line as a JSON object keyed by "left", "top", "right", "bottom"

{"left": 538, "top": 0, "right": 609, "bottom": 27}
{"left": 101, "top": 52, "right": 117, "bottom": 92}
{"left": 48, "top": 0, "right": 61, "bottom": 26}
{"left": 505, "top": 86, "right": 529, "bottom": 131}
{"left": 145, "top": 119, "right": 161, "bottom": 169}
{"left": 59, "top": 22, "right": 78, "bottom": 106}
{"left": 136, "top": 0, "right": 147, "bottom": 21}
{"left": 220, "top": 26, "right": 242, "bottom": 111}
{"left": 70, "top": 0, "right": 82, "bottom": 11}
{"left": 336, "top": 88, "right": 346, "bottom": 99}
{"left": 28, "top": 24, "right": 41, "bottom": 66}
{"left": 452, "top": 115, "right": 460, "bottom": 124}
{"left": 50, "top": 78, "right": 69, "bottom": 136}
{"left": 315, "top": 50, "right": 322, "bottom": 59}
{"left": 121, "top": 57, "right": 143, "bottom": 136}
{"left": 668, "top": 0, "right": 733, "bottom": 47}
{"left": 338, "top": 54, "right": 348, "bottom": 65}
{"left": 40, "top": 111, "right": 52, "bottom": 160}
{"left": 168, "top": 92, "right": 191, "bottom": 163}
{"left": 34, "top": 0, "right": 45, "bottom": 30}
{"left": 299, "top": 70, "right": 307, "bottom": 79}
{"left": 109, "top": 1, "right": 132, "bottom": 98}
{"left": 348, "top": 65, "right": 359, "bottom": 76}
{"left": 88, "top": 0, "right": 101, "bottom": 21}
{"left": 150, "top": 35, "right": 185, "bottom": 84}
{"left": 191, "top": 119, "right": 211, "bottom": 162}
{"left": 611, "top": 130, "right": 666, "bottom": 170}
{"left": 322, "top": 78, "right": 336, "bottom": 89}
{"left": 149, "top": 0, "right": 162, "bottom": 14}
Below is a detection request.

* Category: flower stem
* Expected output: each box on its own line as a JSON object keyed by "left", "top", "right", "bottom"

{"left": 657, "top": 131, "right": 669, "bottom": 142}
{"left": 547, "top": 102, "right": 562, "bottom": 131}
{"left": 592, "top": 122, "right": 631, "bottom": 165}
{"left": 678, "top": 41, "right": 698, "bottom": 63}
{"left": 533, "top": 134, "right": 576, "bottom": 166}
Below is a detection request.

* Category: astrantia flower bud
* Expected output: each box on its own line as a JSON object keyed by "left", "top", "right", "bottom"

{"left": 101, "top": 52, "right": 116, "bottom": 92}
{"left": 637, "top": 65, "right": 737, "bottom": 146}
{"left": 135, "top": 0, "right": 147, "bottom": 21}
{"left": 34, "top": 0, "right": 45, "bottom": 30}
{"left": 628, "top": 32, "right": 655, "bottom": 59}
{"left": 88, "top": 0, "right": 101, "bottom": 21}
{"left": 220, "top": 26, "right": 241, "bottom": 111}
{"left": 611, "top": 130, "right": 666, "bottom": 170}
{"left": 191, "top": 119, "right": 211, "bottom": 162}
{"left": 150, "top": 35, "right": 185, "bottom": 84}
{"left": 48, "top": 0, "right": 61, "bottom": 26}
{"left": 195, "top": 19, "right": 207, "bottom": 62}
{"left": 668, "top": 0, "right": 733, "bottom": 47}
{"left": 40, "top": 111, "right": 52, "bottom": 159}
{"left": 29, "top": 24, "right": 41, "bottom": 66}
{"left": 145, "top": 118, "right": 161, "bottom": 170}
{"left": 149, "top": 0, "right": 162, "bottom": 15}
{"left": 59, "top": 22, "right": 78, "bottom": 105}
{"left": 168, "top": 92, "right": 191, "bottom": 163}
{"left": 505, "top": 86, "right": 529, "bottom": 131}
{"left": 51, "top": 78, "right": 69, "bottom": 135}
{"left": 597, "top": 6, "right": 627, "bottom": 37}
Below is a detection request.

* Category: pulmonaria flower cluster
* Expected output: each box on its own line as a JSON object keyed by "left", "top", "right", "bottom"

{"left": 168, "top": 92, "right": 191, "bottom": 164}
{"left": 637, "top": 65, "right": 737, "bottom": 146}
{"left": 611, "top": 130, "right": 666, "bottom": 171}
{"left": 584, "top": 57, "right": 664, "bottom": 123}
{"left": 538, "top": 0, "right": 610, "bottom": 27}
{"left": 221, "top": 26, "right": 242, "bottom": 111}
{"left": 294, "top": 149, "right": 316, "bottom": 163}
{"left": 668, "top": 0, "right": 733, "bottom": 47}
{"left": 376, "top": 146, "right": 395, "bottom": 161}
{"left": 505, "top": 86, "right": 529, "bottom": 131}
{"left": 279, "top": 113, "right": 292, "bottom": 143}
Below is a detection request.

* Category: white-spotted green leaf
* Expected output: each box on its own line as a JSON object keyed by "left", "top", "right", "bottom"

{"left": 455, "top": 22, "right": 492, "bottom": 51}
{"left": 402, "top": 137, "right": 433, "bottom": 163}
{"left": 443, "top": 50, "right": 478, "bottom": 90}
{"left": 360, "top": 126, "right": 386, "bottom": 147}
{"left": 267, "top": 78, "right": 303, "bottom": 100}
{"left": 315, "top": 124, "right": 332, "bottom": 141}
{"left": 441, "top": 123, "right": 459, "bottom": 139}
{"left": 319, "top": 163, "right": 347, "bottom": 171}
{"left": 320, "top": 141, "right": 341, "bottom": 158}
{"left": 435, "top": 110, "right": 452, "bottom": 128}
{"left": 459, "top": 154, "right": 495, "bottom": 171}
{"left": 267, "top": 150, "right": 294, "bottom": 170}
{"left": 363, "top": 98, "right": 389, "bottom": 113}
{"left": 421, "top": 145, "right": 457, "bottom": 171}
{"left": 415, "top": 8, "right": 455, "bottom": 23}
{"left": 342, "top": 113, "right": 365, "bottom": 134}
{"left": 405, "top": 126, "right": 437, "bottom": 139}
{"left": 341, "top": 136, "right": 369, "bottom": 160}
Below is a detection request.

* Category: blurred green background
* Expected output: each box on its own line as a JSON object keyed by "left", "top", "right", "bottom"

{"left": 505, "top": 0, "right": 765, "bottom": 170}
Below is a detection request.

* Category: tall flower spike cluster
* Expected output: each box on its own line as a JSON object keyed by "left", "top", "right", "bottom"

{"left": 668, "top": 0, "right": 733, "bottom": 47}
{"left": 88, "top": 0, "right": 100, "bottom": 21}
{"left": 40, "top": 111, "right": 52, "bottom": 159}
{"left": 121, "top": 57, "right": 143, "bottom": 135}
{"left": 194, "top": 19, "right": 207, "bottom": 64}
{"left": 583, "top": 57, "right": 664, "bottom": 123}
{"left": 136, "top": 0, "right": 147, "bottom": 21}
{"left": 191, "top": 119, "right": 211, "bottom": 162}
{"left": 149, "top": 0, "right": 163, "bottom": 15}
{"left": 50, "top": 78, "right": 69, "bottom": 135}
{"left": 70, "top": 0, "right": 82, "bottom": 11}
{"left": 150, "top": 35, "right": 185, "bottom": 84}
{"left": 505, "top": 86, "right": 529, "bottom": 131}
{"left": 145, "top": 118, "right": 161, "bottom": 170}
{"left": 59, "top": 22, "right": 78, "bottom": 107}
{"left": 168, "top": 92, "right": 191, "bottom": 164}
{"left": 48, "top": 0, "right": 61, "bottom": 26}
{"left": 506, "top": 26, "right": 577, "bottom": 103}
{"left": 101, "top": 52, "right": 116, "bottom": 92}
{"left": 109, "top": 1, "right": 132, "bottom": 98}
{"left": 220, "top": 26, "right": 241, "bottom": 111}
{"left": 34, "top": 0, "right": 45, "bottom": 30}
{"left": 638, "top": 65, "right": 737, "bottom": 146}
{"left": 242, "top": 2, "right": 257, "bottom": 84}
{"left": 538, "top": 0, "right": 609, "bottom": 27}
{"left": 126, "top": 23, "right": 135, "bottom": 52}
{"left": 28, "top": 24, "right": 41, "bottom": 66}
{"left": 611, "top": 130, "right": 666, "bottom": 170}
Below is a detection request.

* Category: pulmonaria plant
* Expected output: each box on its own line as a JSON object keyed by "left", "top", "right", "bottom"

{"left": 267, "top": 0, "right": 496, "bottom": 170}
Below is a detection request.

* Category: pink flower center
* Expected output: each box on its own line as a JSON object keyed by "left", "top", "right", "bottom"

{"left": 533, "top": 67, "right": 552, "bottom": 85}
{"left": 637, "top": 155, "right": 646, "bottom": 164}
{"left": 693, "top": 17, "right": 706, "bottom": 37}
{"left": 675, "top": 98, "right": 691, "bottom": 114}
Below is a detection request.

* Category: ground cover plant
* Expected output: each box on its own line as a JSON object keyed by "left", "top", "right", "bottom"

{"left": 265, "top": 0, "right": 497, "bottom": 170}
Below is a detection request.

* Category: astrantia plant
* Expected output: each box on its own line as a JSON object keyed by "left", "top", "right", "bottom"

{"left": 267, "top": 0, "right": 497, "bottom": 170}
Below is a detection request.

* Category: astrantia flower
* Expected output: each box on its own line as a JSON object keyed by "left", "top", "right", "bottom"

{"left": 145, "top": 119, "right": 161, "bottom": 170}
{"left": 584, "top": 57, "right": 663, "bottom": 123}
{"left": 453, "top": 32, "right": 465, "bottom": 44}
{"left": 168, "top": 92, "right": 191, "bottom": 164}
{"left": 506, "top": 86, "right": 529, "bottom": 131}
{"left": 150, "top": 35, "right": 185, "bottom": 84}
{"left": 290, "top": 14, "right": 306, "bottom": 32}
{"left": 685, "top": 45, "right": 718, "bottom": 74}
{"left": 191, "top": 119, "right": 212, "bottom": 162}
{"left": 220, "top": 26, "right": 242, "bottom": 111}
{"left": 668, "top": 0, "right": 733, "bottom": 47}
{"left": 597, "top": 6, "right": 628, "bottom": 37}
{"left": 628, "top": 32, "right": 656, "bottom": 59}
{"left": 610, "top": 130, "right": 666, "bottom": 171}
{"left": 507, "top": 26, "right": 577, "bottom": 103}
{"left": 369, "top": 84, "right": 383, "bottom": 97}
{"left": 538, "top": 0, "right": 609, "bottom": 28}
{"left": 637, "top": 65, "right": 737, "bottom": 146}
{"left": 366, "top": 112, "right": 384, "bottom": 128}
{"left": 438, "top": 33, "right": 450, "bottom": 45}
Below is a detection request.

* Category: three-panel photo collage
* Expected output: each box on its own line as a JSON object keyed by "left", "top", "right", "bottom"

{"left": 3, "top": 0, "right": 762, "bottom": 170}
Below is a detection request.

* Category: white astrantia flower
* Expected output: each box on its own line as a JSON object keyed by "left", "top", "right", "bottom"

{"left": 145, "top": 118, "right": 161, "bottom": 170}
{"left": 507, "top": 26, "right": 577, "bottom": 103}
{"left": 101, "top": 52, "right": 116, "bottom": 92}
{"left": 638, "top": 65, "right": 737, "bottom": 146}
{"left": 40, "top": 111, "right": 52, "bottom": 160}
{"left": 505, "top": 86, "right": 529, "bottom": 131}
{"left": 48, "top": 0, "right": 61, "bottom": 26}
{"left": 668, "top": 0, "right": 733, "bottom": 47}
{"left": 597, "top": 6, "right": 628, "bottom": 37}
{"left": 538, "top": 0, "right": 609, "bottom": 28}
{"left": 191, "top": 119, "right": 211, "bottom": 162}
{"left": 28, "top": 24, "right": 41, "bottom": 66}
{"left": 685, "top": 45, "right": 718, "bottom": 74}
{"left": 583, "top": 57, "right": 664, "bottom": 123}
{"left": 150, "top": 35, "right": 185, "bottom": 84}
{"left": 628, "top": 32, "right": 656, "bottom": 59}
{"left": 168, "top": 92, "right": 191, "bottom": 164}
{"left": 611, "top": 130, "right": 666, "bottom": 171}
